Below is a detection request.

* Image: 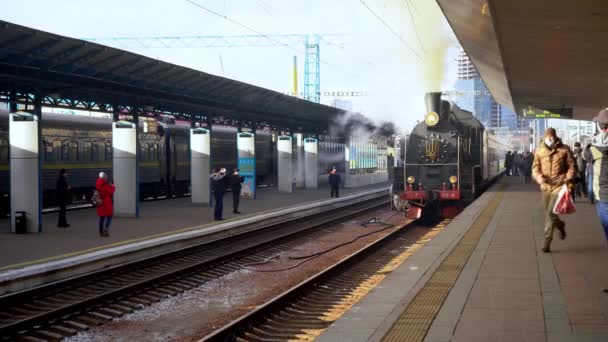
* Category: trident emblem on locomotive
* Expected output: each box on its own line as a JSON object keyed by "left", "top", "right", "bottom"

{"left": 426, "top": 138, "right": 440, "bottom": 161}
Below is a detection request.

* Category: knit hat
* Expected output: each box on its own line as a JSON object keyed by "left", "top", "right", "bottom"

{"left": 592, "top": 108, "right": 608, "bottom": 124}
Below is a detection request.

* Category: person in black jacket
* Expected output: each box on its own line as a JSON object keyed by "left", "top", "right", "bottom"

{"left": 210, "top": 168, "right": 227, "bottom": 220}
{"left": 56, "top": 168, "right": 70, "bottom": 228}
{"left": 230, "top": 168, "right": 245, "bottom": 214}
{"left": 329, "top": 168, "right": 341, "bottom": 198}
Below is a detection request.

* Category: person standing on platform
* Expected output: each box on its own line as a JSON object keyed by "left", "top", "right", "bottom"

{"left": 210, "top": 168, "right": 227, "bottom": 220}
{"left": 329, "top": 168, "right": 341, "bottom": 198}
{"left": 522, "top": 152, "right": 533, "bottom": 184}
{"left": 584, "top": 142, "right": 596, "bottom": 204}
{"left": 56, "top": 168, "right": 71, "bottom": 228}
{"left": 512, "top": 152, "right": 520, "bottom": 176}
{"left": 582, "top": 108, "right": 608, "bottom": 294}
{"left": 505, "top": 151, "right": 512, "bottom": 176}
{"left": 95, "top": 172, "right": 115, "bottom": 237}
{"left": 230, "top": 168, "right": 244, "bottom": 214}
{"left": 532, "top": 128, "right": 577, "bottom": 253}
{"left": 572, "top": 142, "right": 587, "bottom": 202}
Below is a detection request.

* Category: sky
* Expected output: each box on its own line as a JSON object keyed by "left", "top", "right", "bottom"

{"left": 1, "top": 0, "right": 460, "bottom": 133}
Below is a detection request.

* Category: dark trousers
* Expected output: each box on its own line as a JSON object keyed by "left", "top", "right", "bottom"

{"left": 232, "top": 191, "right": 240, "bottom": 213}
{"left": 98, "top": 216, "right": 112, "bottom": 233}
{"left": 58, "top": 201, "right": 68, "bottom": 226}
{"left": 214, "top": 191, "right": 224, "bottom": 220}
{"left": 330, "top": 185, "right": 339, "bottom": 198}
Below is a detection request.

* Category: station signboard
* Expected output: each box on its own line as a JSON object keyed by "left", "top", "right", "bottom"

{"left": 523, "top": 106, "right": 573, "bottom": 119}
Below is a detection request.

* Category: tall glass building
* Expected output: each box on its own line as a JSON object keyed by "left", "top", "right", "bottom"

{"left": 453, "top": 48, "right": 521, "bottom": 130}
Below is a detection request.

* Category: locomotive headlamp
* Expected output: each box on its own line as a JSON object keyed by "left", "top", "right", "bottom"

{"left": 407, "top": 176, "right": 416, "bottom": 184}
{"left": 424, "top": 111, "right": 439, "bottom": 126}
{"left": 449, "top": 176, "right": 458, "bottom": 184}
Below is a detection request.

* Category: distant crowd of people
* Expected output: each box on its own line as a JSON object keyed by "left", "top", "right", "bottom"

{"left": 504, "top": 150, "right": 534, "bottom": 183}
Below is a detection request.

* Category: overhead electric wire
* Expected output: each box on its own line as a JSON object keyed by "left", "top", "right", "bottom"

{"left": 184, "top": 0, "right": 301, "bottom": 53}
{"left": 358, "top": 0, "right": 423, "bottom": 61}
{"left": 404, "top": 0, "right": 426, "bottom": 54}
{"left": 184, "top": 0, "right": 367, "bottom": 74}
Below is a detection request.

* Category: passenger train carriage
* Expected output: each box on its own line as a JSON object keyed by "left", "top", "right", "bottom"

{"left": 0, "top": 111, "right": 277, "bottom": 214}
{"left": 392, "top": 92, "right": 510, "bottom": 220}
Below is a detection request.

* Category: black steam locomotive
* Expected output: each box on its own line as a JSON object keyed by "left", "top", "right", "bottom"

{"left": 392, "top": 92, "right": 509, "bottom": 220}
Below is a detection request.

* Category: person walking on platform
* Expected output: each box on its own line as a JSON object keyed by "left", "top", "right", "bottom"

{"left": 95, "top": 172, "right": 115, "bottom": 237}
{"left": 230, "top": 168, "right": 244, "bottom": 214}
{"left": 583, "top": 109, "right": 608, "bottom": 294}
{"left": 56, "top": 168, "right": 71, "bottom": 228}
{"left": 211, "top": 168, "right": 227, "bottom": 220}
{"left": 532, "top": 128, "right": 577, "bottom": 253}
{"left": 572, "top": 142, "right": 587, "bottom": 202}
{"left": 329, "top": 168, "right": 341, "bottom": 198}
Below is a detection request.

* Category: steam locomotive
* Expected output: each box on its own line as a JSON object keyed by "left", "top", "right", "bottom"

{"left": 392, "top": 92, "right": 510, "bottom": 220}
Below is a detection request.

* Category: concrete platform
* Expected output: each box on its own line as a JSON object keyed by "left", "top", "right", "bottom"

{"left": 0, "top": 184, "right": 387, "bottom": 294}
{"left": 316, "top": 177, "right": 608, "bottom": 342}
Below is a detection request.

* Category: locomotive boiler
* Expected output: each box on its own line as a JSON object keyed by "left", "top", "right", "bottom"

{"left": 392, "top": 92, "right": 509, "bottom": 220}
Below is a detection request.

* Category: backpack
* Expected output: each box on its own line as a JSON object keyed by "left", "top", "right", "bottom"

{"left": 91, "top": 190, "right": 103, "bottom": 207}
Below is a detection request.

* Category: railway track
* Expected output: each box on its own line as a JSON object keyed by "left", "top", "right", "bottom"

{"left": 204, "top": 220, "right": 447, "bottom": 342}
{"left": 0, "top": 194, "right": 387, "bottom": 342}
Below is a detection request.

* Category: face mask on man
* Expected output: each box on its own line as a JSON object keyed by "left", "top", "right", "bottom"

{"left": 544, "top": 138, "right": 554, "bottom": 147}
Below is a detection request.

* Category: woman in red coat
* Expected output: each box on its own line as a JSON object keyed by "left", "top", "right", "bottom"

{"left": 96, "top": 172, "right": 115, "bottom": 237}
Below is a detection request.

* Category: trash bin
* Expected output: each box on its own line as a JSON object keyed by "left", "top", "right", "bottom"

{"left": 15, "top": 211, "right": 26, "bottom": 234}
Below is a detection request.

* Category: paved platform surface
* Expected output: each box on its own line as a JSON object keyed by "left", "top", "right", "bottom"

{"left": 0, "top": 184, "right": 386, "bottom": 271}
{"left": 317, "top": 177, "right": 608, "bottom": 342}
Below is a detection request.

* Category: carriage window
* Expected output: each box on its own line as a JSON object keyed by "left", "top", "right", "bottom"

{"left": 148, "top": 144, "right": 156, "bottom": 161}
{"left": 45, "top": 141, "right": 53, "bottom": 161}
{"left": 105, "top": 142, "right": 112, "bottom": 160}
{"left": 153, "top": 144, "right": 159, "bottom": 161}
{"left": 69, "top": 142, "right": 78, "bottom": 161}
{"left": 83, "top": 142, "right": 92, "bottom": 161}
{"left": 0, "top": 139, "right": 8, "bottom": 162}
{"left": 139, "top": 145, "right": 147, "bottom": 161}
{"left": 92, "top": 143, "right": 99, "bottom": 162}
{"left": 53, "top": 140, "right": 62, "bottom": 161}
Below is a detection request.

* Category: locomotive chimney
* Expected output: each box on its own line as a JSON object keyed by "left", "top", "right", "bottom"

{"left": 425, "top": 92, "right": 441, "bottom": 114}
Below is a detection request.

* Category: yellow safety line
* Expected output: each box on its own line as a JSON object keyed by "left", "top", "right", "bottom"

{"left": 382, "top": 185, "right": 506, "bottom": 342}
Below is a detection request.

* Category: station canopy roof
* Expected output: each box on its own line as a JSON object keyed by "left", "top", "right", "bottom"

{"left": 437, "top": 0, "right": 608, "bottom": 121}
{"left": 0, "top": 20, "right": 345, "bottom": 131}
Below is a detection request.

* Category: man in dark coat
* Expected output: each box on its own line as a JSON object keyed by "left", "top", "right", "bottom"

{"left": 56, "top": 168, "right": 70, "bottom": 228}
{"left": 230, "top": 168, "right": 245, "bottom": 214}
{"left": 329, "top": 168, "right": 341, "bottom": 198}
{"left": 505, "top": 151, "right": 513, "bottom": 176}
{"left": 210, "top": 168, "right": 227, "bottom": 220}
